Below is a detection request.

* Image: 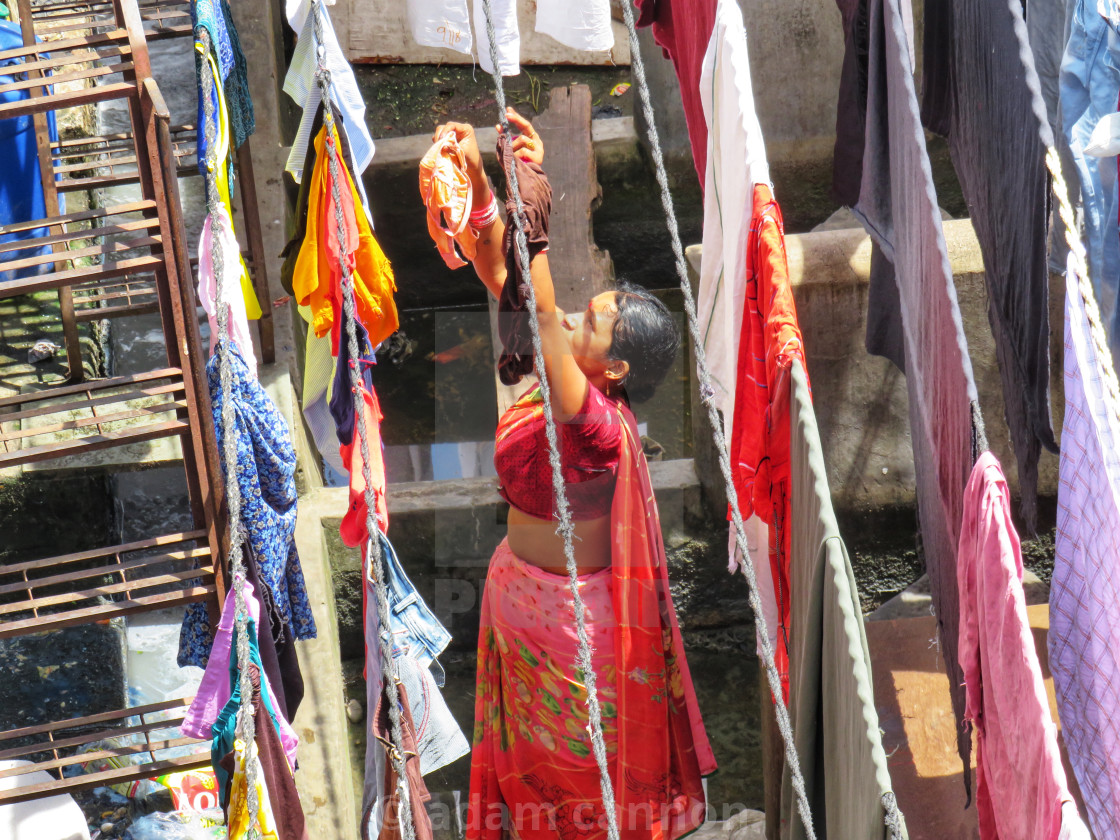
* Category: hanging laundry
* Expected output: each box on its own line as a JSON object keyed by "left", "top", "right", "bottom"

{"left": 192, "top": 12, "right": 263, "bottom": 330}
{"left": 339, "top": 382, "right": 390, "bottom": 546}
{"left": 1025, "top": 0, "right": 1076, "bottom": 272}
{"left": 292, "top": 126, "right": 398, "bottom": 350}
{"left": 958, "top": 451, "right": 1088, "bottom": 840}
{"left": 420, "top": 134, "right": 478, "bottom": 269}
{"left": 198, "top": 204, "right": 258, "bottom": 373}
{"left": 244, "top": 540, "right": 306, "bottom": 722}
{"left": 360, "top": 536, "right": 468, "bottom": 839}
{"left": 494, "top": 137, "right": 551, "bottom": 386}
{"left": 695, "top": 0, "right": 771, "bottom": 420}
{"left": 181, "top": 574, "right": 301, "bottom": 762}
{"left": 210, "top": 618, "right": 295, "bottom": 803}
{"left": 1050, "top": 253, "right": 1120, "bottom": 838}
{"left": 407, "top": 0, "right": 472, "bottom": 55}
{"left": 782, "top": 360, "right": 906, "bottom": 839}
{"left": 535, "top": 0, "right": 614, "bottom": 53}
{"left": 283, "top": 3, "right": 374, "bottom": 184}
{"left": 833, "top": 0, "right": 982, "bottom": 797}
{"left": 192, "top": 0, "right": 254, "bottom": 152}
{"left": 0, "top": 21, "right": 59, "bottom": 282}
{"left": 918, "top": 0, "right": 1058, "bottom": 532}
{"left": 728, "top": 183, "right": 806, "bottom": 698}
{"left": 1061, "top": 0, "right": 1120, "bottom": 360}
{"left": 328, "top": 304, "right": 376, "bottom": 445}
{"left": 635, "top": 0, "right": 719, "bottom": 185}
{"left": 218, "top": 665, "right": 309, "bottom": 840}
{"left": 369, "top": 681, "right": 434, "bottom": 840}
{"left": 179, "top": 343, "right": 316, "bottom": 669}
{"left": 473, "top": 0, "right": 614, "bottom": 77}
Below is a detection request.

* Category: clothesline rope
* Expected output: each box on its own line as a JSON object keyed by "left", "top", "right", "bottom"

{"left": 476, "top": 1, "right": 622, "bottom": 838}
{"left": 1045, "top": 146, "right": 1120, "bottom": 423}
{"left": 197, "top": 30, "right": 260, "bottom": 835}
{"left": 309, "top": 2, "right": 417, "bottom": 838}
{"left": 611, "top": 3, "right": 821, "bottom": 836}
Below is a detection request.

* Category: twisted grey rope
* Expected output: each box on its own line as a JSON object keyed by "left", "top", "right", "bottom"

{"left": 614, "top": 2, "right": 823, "bottom": 836}
{"left": 478, "top": 3, "right": 621, "bottom": 838}
{"left": 881, "top": 792, "right": 904, "bottom": 840}
{"left": 309, "top": 5, "right": 415, "bottom": 839}
{"left": 198, "top": 31, "right": 260, "bottom": 834}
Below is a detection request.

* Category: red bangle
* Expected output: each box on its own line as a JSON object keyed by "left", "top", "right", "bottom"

{"left": 469, "top": 193, "right": 499, "bottom": 229}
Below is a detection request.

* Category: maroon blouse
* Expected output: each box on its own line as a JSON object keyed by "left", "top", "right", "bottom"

{"left": 494, "top": 385, "right": 623, "bottom": 520}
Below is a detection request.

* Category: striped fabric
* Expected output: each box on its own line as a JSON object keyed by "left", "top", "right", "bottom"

{"left": 1050, "top": 258, "right": 1120, "bottom": 838}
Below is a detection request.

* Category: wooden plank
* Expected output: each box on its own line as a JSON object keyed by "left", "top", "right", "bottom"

{"left": 0, "top": 60, "right": 134, "bottom": 95}
{"left": 0, "top": 584, "right": 214, "bottom": 636}
{"left": 0, "top": 418, "right": 188, "bottom": 467}
{"left": 73, "top": 300, "right": 160, "bottom": 320}
{"left": 0, "top": 254, "right": 165, "bottom": 298}
{"left": 0, "top": 28, "right": 128, "bottom": 61}
{"left": 0, "top": 82, "right": 135, "bottom": 120}
{"left": 0, "top": 697, "right": 193, "bottom": 741}
{"left": 0, "top": 736, "right": 199, "bottom": 779}
{"left": 488, "top": 85, "right": 613, "bottom": 415}
{"left": 0, "top": 546, "right": 209, "bottom": 598}
{"left": 0, "top": 529, "right": 206, "bottom": 576}
{"left": 0, "top": 381, "right": 183, "bottom": 424}
{"left": 0, "top": 234, "right": 161, "bottom": 273}
{"left": 0, "top": 565, "right": 212, "bottom": 615}
{"left": 0, "top": 216, "right": 159, "bottom": 255}
{"left": 0, "top": 753, "right": 209, "bottom": 806}
{"left": 532, "top": 85, "right": 613, "bottom": 311}
{"left": 0, "top": 716, "right": 189, "bottom": 761}
{"left": 0, "top": 200, "right": 154, "bottom": 236}
{"left": 0, "top": 367, "right": 181, "bottom": 409}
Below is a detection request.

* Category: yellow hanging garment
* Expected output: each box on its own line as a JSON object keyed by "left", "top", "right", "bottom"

{"left": 196, "top": 44, "right": 262, "bottom": 321}
{"left": 226, "top": 738, "right": 280, "bottom": 840}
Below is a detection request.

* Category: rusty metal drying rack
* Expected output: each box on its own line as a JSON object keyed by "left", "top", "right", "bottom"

{"left": 25, "top": 0, "right": 275, "bottom": 375}
{"left": 0, "top": 0, "right": 229, "bottom": 805}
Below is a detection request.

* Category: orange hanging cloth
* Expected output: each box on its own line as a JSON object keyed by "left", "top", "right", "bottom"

{"left": 419, "top": 134, "right": 478, "bottom": 269}
{"left": 292, "top": 125, "right": 398, "bottom": 351}
{"left": 728, "top": 183, "right": 808, "bottom": 700}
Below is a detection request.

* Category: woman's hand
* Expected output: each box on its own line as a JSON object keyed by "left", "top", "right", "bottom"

{"left": 432, "top": 120, "right": 489, "bottom": 198}
{"left": 501, "top": 107, "right": 544, "bottom": 166}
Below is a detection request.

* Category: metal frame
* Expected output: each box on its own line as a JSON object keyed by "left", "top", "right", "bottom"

{"left": 0, "top": 0, "right": 232, "bottom": 804}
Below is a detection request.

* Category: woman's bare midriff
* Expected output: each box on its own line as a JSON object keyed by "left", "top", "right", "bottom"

{"left": 506, "top": 506, "right": 612, "bottom": 575}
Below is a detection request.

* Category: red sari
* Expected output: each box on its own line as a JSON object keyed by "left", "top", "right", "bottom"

{"left": 468, "top": 388, "right": 716, "bottom": 840}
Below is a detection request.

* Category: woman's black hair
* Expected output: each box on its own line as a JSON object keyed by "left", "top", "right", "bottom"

{"left": 608, "top": 282, "right": 681, "bottom": 403}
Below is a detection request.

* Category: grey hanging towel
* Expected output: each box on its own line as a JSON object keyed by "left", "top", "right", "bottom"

{"left": 832, "top": 0, "right": 983, "bottom": 801}
{"left": 919, "top": 0, "right": 1058, "bottom": 533}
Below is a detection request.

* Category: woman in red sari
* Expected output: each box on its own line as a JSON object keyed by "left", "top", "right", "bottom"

{"left": 433, "top": 110, "right": 716, "bottom": 840}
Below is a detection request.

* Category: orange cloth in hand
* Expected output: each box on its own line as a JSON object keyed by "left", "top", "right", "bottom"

{"left": 419, "top": 134, "right": 477, "bottom": 269}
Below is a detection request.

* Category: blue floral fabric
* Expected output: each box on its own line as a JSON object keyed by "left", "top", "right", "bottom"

{"left": 179, "top": 342, "right": 316, "bottom": 668}
{"left": 192, "top": 0, "right": 255, "bottom": 157}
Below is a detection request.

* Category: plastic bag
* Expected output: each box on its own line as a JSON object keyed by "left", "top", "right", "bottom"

{"left": 122, "top": 810, "right": 225, "bottom": 840}
{"left": 75, "top": 738, "right": 162, "bottom": 800}
{"left": 155, "top": 769, "right": 222, "bottom": 812}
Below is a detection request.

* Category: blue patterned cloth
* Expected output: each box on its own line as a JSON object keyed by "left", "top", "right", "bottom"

{"left": 178, "top": 343, "right": 316, "bottom": 668}
{"left": 192, "top": 0, "right": 255, "bottom": 159}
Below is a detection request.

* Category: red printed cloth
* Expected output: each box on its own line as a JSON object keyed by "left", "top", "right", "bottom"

{"left": 634, "top": 0, "right": 717, "bottom": 186}
{"left": 728, "top": 183, "right": 807, "bottom": 698}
